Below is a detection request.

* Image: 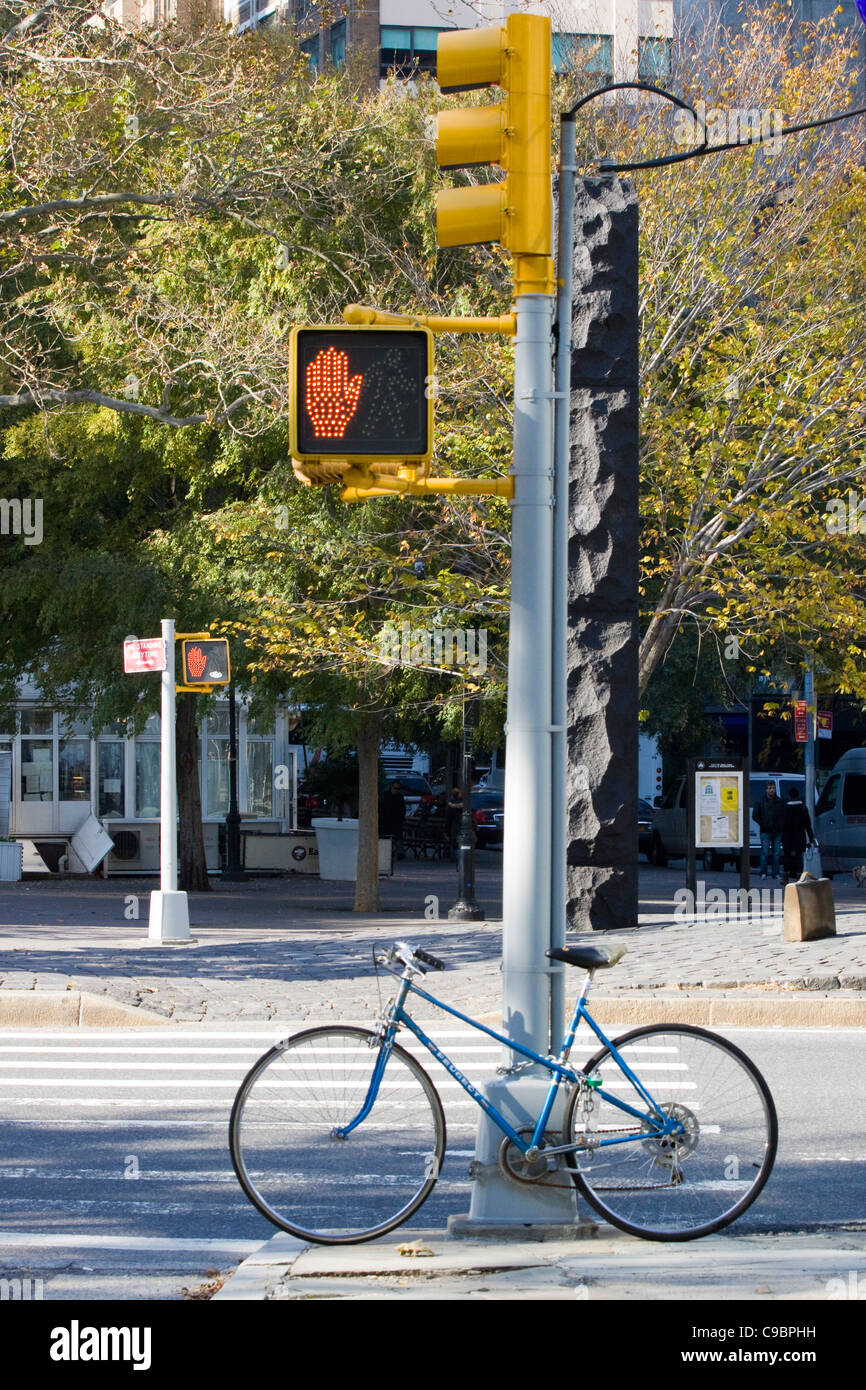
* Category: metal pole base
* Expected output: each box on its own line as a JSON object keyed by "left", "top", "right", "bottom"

{"left": 461, "top": 1074, "right": 583, "bottom": 1228}
{"left": 148, "top": 890, "right": 191, "bottom": 942}
{"left": 447, "top": 899, "right": 485, "bottom": 922}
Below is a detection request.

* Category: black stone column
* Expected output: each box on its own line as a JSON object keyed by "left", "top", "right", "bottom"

{"left": 566, "top": 177, "right": 640, "bottom": 932}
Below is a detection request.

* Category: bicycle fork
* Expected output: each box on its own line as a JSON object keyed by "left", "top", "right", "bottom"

{"left": 330, "top": 980, "right": 409, "bottom": 1140}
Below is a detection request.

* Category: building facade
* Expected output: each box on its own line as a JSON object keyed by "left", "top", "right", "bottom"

{"left": 1, "top": 683, "right": 300, "bottom": 873}
{"left": 213, "top": 2, "right": 675, "bottom": 87}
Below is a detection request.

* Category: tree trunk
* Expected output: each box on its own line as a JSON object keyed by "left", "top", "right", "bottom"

{"left": 353, "top": 712, "right": 383, "bottom": 912}
{"left": 176, "top": 692, "right": 210, "bottom": 892}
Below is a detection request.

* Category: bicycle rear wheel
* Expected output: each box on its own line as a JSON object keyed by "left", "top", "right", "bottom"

{"left": 230, "top": 1026, "right": 446, "bottom": 1244}
{"left": 563, "top": 1024, "right": 777, "bottom": 1241}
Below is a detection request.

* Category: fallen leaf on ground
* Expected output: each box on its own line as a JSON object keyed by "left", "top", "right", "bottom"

{"left": 397, "top": 1240, "right": 434, "bottom": 1257}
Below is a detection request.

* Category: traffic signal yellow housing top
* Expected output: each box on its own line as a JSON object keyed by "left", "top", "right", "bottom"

{"left": 436, "top": 14, "right": 551, "bottom": 259}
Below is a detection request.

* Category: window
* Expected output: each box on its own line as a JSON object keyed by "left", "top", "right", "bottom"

{"left": 330, "top": 18, "right": 346, "bottom": 69}
{"left": 247, "top": 741, "right": 274, "bottom": 818}
{"left": 561, "top": 34, "right": 614, "bottom": 81}
{"left": 816, "top": 775, "right": 840, "bottom": 815}
{"left": 207, "top": 738, "right": 230, "bottom": 817}
{"left": 135, "top": 742, "right": 160, "bottom": 818}
{"left": 98, "top": 743, "right": 125, "bottom": 819}
{"left": 20, "top": 708, "right": 52, "bottom": 735}
{"left": 205, "top": 707, "right": 233, "bottom": 817}
{"left": 842, "top": 774, "right": 866, "bottom": 816}
{"left": 638, "top": 37, "right": 672, "bottom": 83}
{"left": 59, "top": 738, "right": 90, "bottom": 801}
{"left": 300, "top": 36, "right": 319, "bottom": 73}
{"left": 21, "top": 739, "right": 52, "bottom": 802}
{"left": 380, "top": 26, "right": 449, "bottom": 80}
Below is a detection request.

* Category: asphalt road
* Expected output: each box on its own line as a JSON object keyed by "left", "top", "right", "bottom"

{"left": 1, "top": 1024, "right": 863, "bottom": 1300}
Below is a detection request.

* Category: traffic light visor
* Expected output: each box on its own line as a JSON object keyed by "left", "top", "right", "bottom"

{"left": 437, "top": 25, "right": 506, "bottom": 92}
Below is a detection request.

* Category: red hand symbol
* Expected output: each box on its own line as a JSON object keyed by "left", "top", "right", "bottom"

{"left": 187, "top": 645, "right": 207, "bottom": 679}
{"left": 305, "top": 347, "right": 363, "bottom": 439}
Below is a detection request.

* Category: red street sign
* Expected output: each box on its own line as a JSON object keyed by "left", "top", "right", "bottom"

{"left": 793, "top": 700, "right": 809, "bottom": 743}
{"left": 123, "top": 638, "right": 166, "bottom": 673}
{"left": 817, "top": 710, "right": 833, "bottom": 739}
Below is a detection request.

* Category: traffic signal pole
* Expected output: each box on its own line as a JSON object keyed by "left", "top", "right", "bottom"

{"left": 452, "top": 273, "right": 578, "bottom": 1230}
{"left": 148, "top": 617, "right": 191, "bottom": 942}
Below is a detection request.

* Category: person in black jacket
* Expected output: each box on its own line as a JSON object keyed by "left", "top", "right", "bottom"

{"left": 380, "top": 781, "right": 407, "bottom": 860}
{"left": 753, "top": 782, "right": 785, "bottom": 879}
{"left": 781, "top": 786, "right": 815, "bottom": 884}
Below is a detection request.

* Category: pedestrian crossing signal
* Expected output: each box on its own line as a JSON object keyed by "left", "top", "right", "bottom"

{"left": 181, "top": 639, "right": 230, "bottom": 687}
{"left": 289, "top": 326, "right": 433, "bottom": 464}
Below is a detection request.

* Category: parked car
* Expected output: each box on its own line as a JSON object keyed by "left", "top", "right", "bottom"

{"left": 638, "top": 797, "right": 655, "bottom": 861}
{"left": 296, "top": 779, "right": 326, "bottom": 829}
{"left": 650, "top": 771, "right": 806, "bottom": 869}
{"left": 814, "top": 748, "right": 866, "bottom": 874}
{"left": 472, "top": 789, "right": 504, "bottom": 848}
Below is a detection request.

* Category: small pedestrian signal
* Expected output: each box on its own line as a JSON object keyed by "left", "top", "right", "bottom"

{"left": 181, "top": 639, "right": 230, "bottom": 686}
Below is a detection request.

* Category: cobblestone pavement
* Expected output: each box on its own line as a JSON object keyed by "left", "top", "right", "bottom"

{"left": 0, "top": 862, "right": 863, "bottom": 1023}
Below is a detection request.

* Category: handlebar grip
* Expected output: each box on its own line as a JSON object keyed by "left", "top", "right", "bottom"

{"left": 415, "top": 948, "right": 445, "bottom": 972}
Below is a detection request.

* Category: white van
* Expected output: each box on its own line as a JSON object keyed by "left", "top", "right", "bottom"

{"left": 814, "top": 748, "right": 866, "bottom": 874}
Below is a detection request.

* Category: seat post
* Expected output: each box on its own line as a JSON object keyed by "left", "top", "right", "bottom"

{"left": 557, "top": 969, "right": 595, "bottom": 1064}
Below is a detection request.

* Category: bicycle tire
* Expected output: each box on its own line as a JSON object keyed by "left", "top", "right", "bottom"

{"left": 230, "top": 1025, "right": 447, "bottom": 1245}
{"left": 563, "top": 1023, "right": 777, "bottom": 1241}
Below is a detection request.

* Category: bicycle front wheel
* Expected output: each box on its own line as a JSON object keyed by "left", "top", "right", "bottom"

{"left": 563, "top": 1024, "right": 777, "bottom": 1241}
{"left": 230, "top": 1026, "right": 446, "bottom": 1244}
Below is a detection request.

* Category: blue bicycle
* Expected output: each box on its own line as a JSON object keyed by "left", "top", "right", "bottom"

{"left": 230, "top": 941, "right": 777, "bottom": 1244}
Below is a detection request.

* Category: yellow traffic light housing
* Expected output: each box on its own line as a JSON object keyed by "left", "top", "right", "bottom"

{"left": 436, "top": 14, "right": 552, "bottom": 262}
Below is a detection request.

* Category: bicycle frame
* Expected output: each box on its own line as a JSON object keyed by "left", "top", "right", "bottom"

{"left": 337, "top": 968, "right": 682, "bottom": 1158}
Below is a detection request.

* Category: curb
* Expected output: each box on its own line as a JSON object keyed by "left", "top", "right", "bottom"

{"left": 0, "top": 990, "right": 170, "bottom": 1028}
{"left": 480, "top": 991, "right": 866, "bottom": 1028}
{"left": 212, "top": 1235, "right": 307, "bottom": 1301}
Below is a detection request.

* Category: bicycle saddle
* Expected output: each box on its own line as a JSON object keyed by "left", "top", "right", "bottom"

{"left": 546, "top": 945, "right": 626, "bottom": 971}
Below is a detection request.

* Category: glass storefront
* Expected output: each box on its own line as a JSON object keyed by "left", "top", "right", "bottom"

{"left": 8, "top": 701, "right": 292, "bottom": 832}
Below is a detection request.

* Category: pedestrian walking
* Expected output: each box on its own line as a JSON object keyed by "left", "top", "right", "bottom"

{"left": 781, "top": 786, "right": 815, "bottom": 884}
{"left": 753, "top": 782, "right": 785, "bottom": 879}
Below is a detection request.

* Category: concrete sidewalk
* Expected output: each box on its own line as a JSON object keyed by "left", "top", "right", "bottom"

{"left": 0, "top": 864, "right": 863, "bottom": 1026}
{"left": 213, "top": 1227, "right": 866, "bottom": 1301}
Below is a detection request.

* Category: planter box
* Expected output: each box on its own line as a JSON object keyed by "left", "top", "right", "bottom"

{"left": 0, "top": 842, "right": 23, "bottom": 882}
{"left": 311, "top": 821, "right": 393, "bottom": 881}
{"left": 312, "top": 818, "right": 359, "bottom": 881}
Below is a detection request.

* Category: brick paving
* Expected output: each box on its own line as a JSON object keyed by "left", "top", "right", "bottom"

{"left": 0, "top": 861, "right": 863, "bottom": 1023}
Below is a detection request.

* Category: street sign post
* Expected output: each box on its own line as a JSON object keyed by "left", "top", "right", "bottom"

{"left": 148, "top": 618, "right": 191, "bottom": 943}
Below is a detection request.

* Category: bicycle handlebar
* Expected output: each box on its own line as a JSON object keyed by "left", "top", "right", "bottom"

{"left": 414, "top": 947, "right": 445, "bottom": 973}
